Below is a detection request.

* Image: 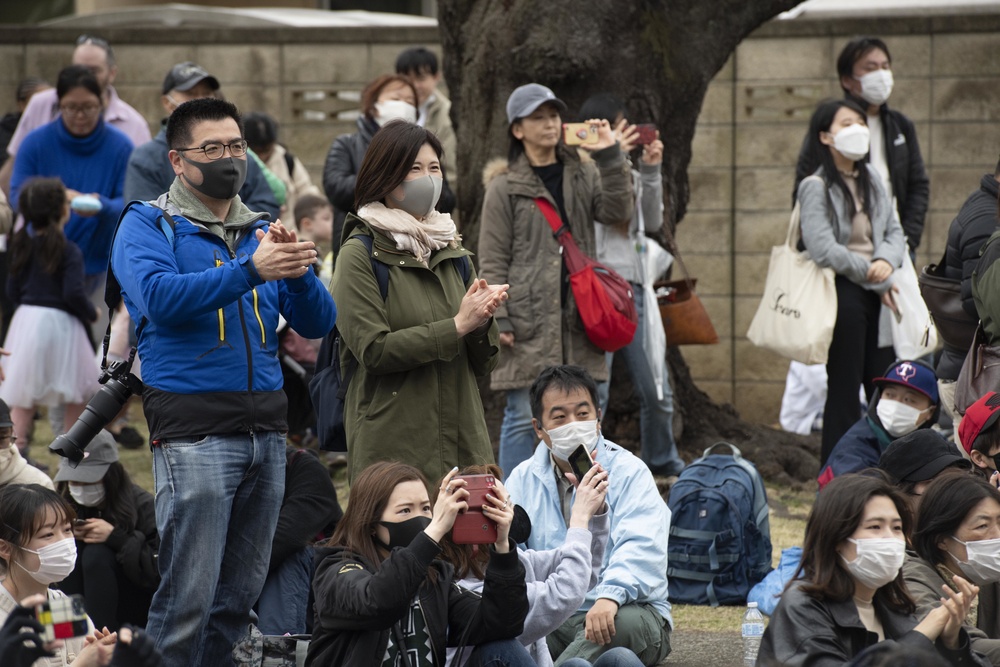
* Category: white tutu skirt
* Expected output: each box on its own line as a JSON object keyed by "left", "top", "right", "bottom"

{"left": 0, "top": 305, "right": 101, "bottom": 407}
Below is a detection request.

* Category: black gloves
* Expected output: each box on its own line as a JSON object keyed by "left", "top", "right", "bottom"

{"left": 110, "top": 625, "right": 163, "bottom": 667}
{"left": 0, "top": 604, "right": 55, "bottom": 667}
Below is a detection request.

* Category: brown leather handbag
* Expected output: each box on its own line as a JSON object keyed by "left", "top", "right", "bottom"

{"left": 918, "top": 249, "right": 978, "bottom": 351}
{"left": 656, "top": 226, "right": 719, "bottom": 346}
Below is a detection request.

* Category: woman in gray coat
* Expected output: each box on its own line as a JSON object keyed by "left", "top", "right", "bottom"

{"left": 798, "top": 98, "right": 905, "bottom": 467}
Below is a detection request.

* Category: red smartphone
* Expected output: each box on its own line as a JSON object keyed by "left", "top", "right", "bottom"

{"left": 568, "top": 445, "right": 595, "bottom": 480}
{"left": 451, "top": 474, "right": 498, "bottom": 544}
{"left": 634, "top": 124, "right": 657, "bottom": 145}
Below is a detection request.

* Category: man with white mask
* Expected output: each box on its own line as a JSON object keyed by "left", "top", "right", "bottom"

{"left": 504, "top": 365, "right": 672, "bottom": 667}
{"left": 819, "top": 360, "right": 940, "bottom": 490}
{"left": 794, "top": 36, "right": 930, "bottom": 253}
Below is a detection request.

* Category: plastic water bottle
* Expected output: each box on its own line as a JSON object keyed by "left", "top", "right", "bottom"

{"left": 742, "top": 601, "right": 765, "bottom": 666}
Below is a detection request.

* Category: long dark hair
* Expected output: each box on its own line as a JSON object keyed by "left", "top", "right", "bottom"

{"left": 327, "top": 460, "right": 429, "bottom": 568}
{"left": 792, "top": 473, "right": 914, "bottom": 614}
{"left": 802, "top": 98, "right": 877, "bottom": 219}
{"left": 0, "top": 484, "right": 76, "bottom": 596}
{"left": 56, "top": 461, "right": 139, "bottom": 534}
{"left": 13, "top": 177, "right": 67, "bottom": 276}
{"left": 913, "top": 472, "right": 1000, "bottom": 568}
{"left": 354, "top": 120, "right": 443, "bottom": 211}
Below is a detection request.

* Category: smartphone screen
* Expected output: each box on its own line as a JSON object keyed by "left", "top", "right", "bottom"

{"left": 568, "top": 445, "right": 595, "bottom": 480}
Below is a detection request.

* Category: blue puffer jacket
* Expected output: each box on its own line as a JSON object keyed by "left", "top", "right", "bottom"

{"left": 817, "top": 416, "right": 892, "bottom": 489}
{"left": 111, "top": 198, "right": 336, "bottom": 441}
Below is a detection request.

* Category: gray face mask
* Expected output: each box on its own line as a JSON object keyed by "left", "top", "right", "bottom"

{"left": 387, "top": 175, "right": 443, "bottom": 219}
{"left": 181, "top": 155, "right": 248, "bottom": 201}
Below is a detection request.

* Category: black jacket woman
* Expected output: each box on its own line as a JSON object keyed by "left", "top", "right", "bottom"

{"left": 53, "top": 430, "right": 159, "bottom": 631}
{"left": 307, "top": 461, "right": 532, "bottom": 667}
{"left": 758, "top": 473, "right": 988, "bottom": 667}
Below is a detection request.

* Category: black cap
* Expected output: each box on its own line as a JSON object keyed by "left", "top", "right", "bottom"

{"left": 0, "top": 399, "right": 11, "bottom": 428}
{"left": 162, "top": 62, "right": 220, "bottom": 96}
{"left": 878, "top": 429, "right": 971, "bottom": 484}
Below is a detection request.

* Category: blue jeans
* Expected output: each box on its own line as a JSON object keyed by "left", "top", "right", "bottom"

{"left": 498, "top": 388, "right": 537, "bottom": 477}
{"left": 562, "top": 647, "right": 645, "bottom": 667}
{"left": 466, "top": 638, "right": 536, "bottom": 667}
{"left": 147, "top": 431, "right": 286, "bottom": 667}
{"left": 255, "top": 546, "right": 314, "bottom": 635}
{"left": 597, "top": 288, "right": 684, "bottom": 476}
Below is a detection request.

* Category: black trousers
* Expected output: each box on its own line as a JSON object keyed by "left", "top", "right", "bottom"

{"left": 819, "top": 277, "right": 895, "bottom": 467}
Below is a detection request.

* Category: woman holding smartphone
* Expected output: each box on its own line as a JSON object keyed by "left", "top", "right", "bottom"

{"left": 307, "top": 461, "right": 533, "bottom": 667}
{"left": 759, "top": 474, "right": 987, "bottom": 666}
{"left": 478, "top": 83, "right": 633, "bottom": 476}
{"left": 798, "top": 98, "right": 904, "bottom": 467}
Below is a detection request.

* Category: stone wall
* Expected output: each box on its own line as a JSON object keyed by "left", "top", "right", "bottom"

{"left": 678, "top": 14, "right": 1000, "bottom": 425}
{"left": 1, "top": 12, "right": 998, "bottom": 426}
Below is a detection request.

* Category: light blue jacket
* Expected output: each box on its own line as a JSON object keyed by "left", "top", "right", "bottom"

{"left": 505, "top": 436, "right": 673, "bottom": 626}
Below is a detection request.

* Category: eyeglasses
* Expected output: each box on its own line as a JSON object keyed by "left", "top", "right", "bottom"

{"left": 175, "top": 140, "right": 248, "bottom": 160}
{"left": 60, "top": 104, "right": 101, "bottom": 118}
{"left": 76, "top": 34, "right": 110, "bottom": 49}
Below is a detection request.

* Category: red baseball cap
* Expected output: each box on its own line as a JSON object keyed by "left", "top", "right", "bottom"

{"left": 959, "top": 392, "right": 1000, "bottom": 454}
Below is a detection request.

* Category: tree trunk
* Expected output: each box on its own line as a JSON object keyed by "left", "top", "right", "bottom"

{"left": 438, "top": 0, "right": 818, "bottom": 484}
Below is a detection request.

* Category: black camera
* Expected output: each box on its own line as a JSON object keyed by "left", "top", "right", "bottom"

{"left": 49, "top": 358, "right": 144, "bottom": 466}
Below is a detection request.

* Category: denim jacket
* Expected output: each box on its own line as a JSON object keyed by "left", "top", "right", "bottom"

{"left": 504, "top": 436, "right": 672, "bottom": 626}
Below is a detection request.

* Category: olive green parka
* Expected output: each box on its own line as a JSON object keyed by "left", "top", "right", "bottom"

{"left": 331, "top": 214, "right": 500, "bottom": 483}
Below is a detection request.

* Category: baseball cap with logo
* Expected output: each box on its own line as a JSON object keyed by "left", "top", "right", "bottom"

{"left": 53, "top": 430, "right": 119, "bottom": 484}
{"left": 959, "top": 392, "right": 1000, "bottom": 455}
{"left": 873, "top": 360, "right": 939, "bottom": 404}
{"left": 162, "top": 62, "right": 220, "bottom": 96}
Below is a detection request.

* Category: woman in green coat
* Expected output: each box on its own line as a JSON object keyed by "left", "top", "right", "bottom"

{"left": 330, "top": 120, "right": 508, "bottom": 483}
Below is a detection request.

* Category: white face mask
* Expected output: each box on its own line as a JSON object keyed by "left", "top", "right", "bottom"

{"left": 831, "top": 123, "right": 870, "bottom": 162}
{"left": 69, "top": 483, "right": 105, "bottom": 507}
{"left": 856, "top": 69, "right": 894, "bottom": 106}
{"left": 374, "top": 100, "right": 417, "bottom": 127}
{"left": 841, "top": 537, "right": 905, "bottom": 590}
{"left": 544, "top": 419, "right": 599, "bottom": 461}
{"left": 876, "top": 399, "right": 928, "bottom": 438}
{"left": 949, "top": 536, "right": 1000, "bottom": 585}
{"left": 17, "top": 537, "right": 78, "bottom": 585}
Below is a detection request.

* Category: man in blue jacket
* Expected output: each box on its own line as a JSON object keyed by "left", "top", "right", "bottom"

{"left": 123, "top": 61, "right": 280, "bottom": 221}
{"left": 818, "top": 359, "right": 939, "bottom": 489}
{"left": 111, "top": 97, "right": 336, "bottom": 667}
{"left": 505, "top": 365, "right": 671, "bottom": 666}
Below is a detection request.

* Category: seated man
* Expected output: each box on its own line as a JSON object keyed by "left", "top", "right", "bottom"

{"left": 818, "top": 360, "right": 939, "bottom": 489}
{"left": 505, "top": 365, "right": 671, "bottom": 667}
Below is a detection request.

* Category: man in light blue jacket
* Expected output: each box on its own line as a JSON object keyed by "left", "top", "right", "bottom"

{"left": 505, "top": 365, "right": 672, "bottom": 667}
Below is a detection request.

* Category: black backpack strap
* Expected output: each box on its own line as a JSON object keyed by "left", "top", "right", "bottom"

{"left": 284, "top": 150, "right": 296, "bottom": 178}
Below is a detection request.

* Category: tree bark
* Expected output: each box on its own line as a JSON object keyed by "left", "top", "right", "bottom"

{"left": 438, "top": 0, "right": 818, "bottom": 484}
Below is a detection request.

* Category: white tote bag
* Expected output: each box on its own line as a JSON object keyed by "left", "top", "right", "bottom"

{"left": 889, "top": 250, "right": 940, "bottom": 359}
{"left": 747, "top": 199, "right": 838, "bottom": 365}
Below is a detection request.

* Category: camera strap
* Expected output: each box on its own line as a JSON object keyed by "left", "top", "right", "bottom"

{"left": 102, "top": 201, "right": 177, "bottom": 373}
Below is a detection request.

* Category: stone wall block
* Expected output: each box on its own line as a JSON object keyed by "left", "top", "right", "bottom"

{"left": 114, "top": 45, "right": 194, "bottom": 85}
{"left": 687, "top": 379, "right": 734, "bottom": 407}
{"left": 675, "top": 212, "right": 732, "bottom": 253}
{"left": 734, "top": 252, "right": 772, "bottom": 297}
{"left": 196, "top": 45, "right": 281, "bottom": 85}
{"left": 0, "top": 47, "right": 25, "bottom": 83}
{"left": 890, "top": 78, "right": 931, "bottom": 122}
{"left": 737, "top": 38, "right": 832, "bottom": 80}
{"left": 738, "top": 80, "right": 836, "bottom": 123}
{"left": 735, "top": 123, "right": 807, "bottom": 167}
{"left": 688, "top": 168, "right": 733, "bottom": 212}
{"left": 675, "top": 253, "right": 731, "bottom": 296}
{"left": 283, "top": 44, "right": 369, "bottom": 85}
{"left": 934, "top": 33, "right": 1000, "bottom": 77}
{"left": 24, "top": 45, "right": 73, "bottom": 81}
{"left": 735, "top": 167, "right": 794, "bottom": 212}
{"left": 735, "top": 339, "right": 791, "bottom": 382}
{"left": 691, "top": 125, "right": 733, "bottom": 168}
{"left": 934, "top": 78, "right": 1000, "bottom": 122}
{"left": 930, "top": 168, "right": 987, "bottom": 214}
{"left": 733, "top": 381, "right": 785, "bottom": 425}
{"left": 930, "top": 122, "right": 999, "bottom": 167}
{"left": 735, "top": 210, "right": 789, "bottom": 253}
{"left": 682, "top": 342, "right": 733, "bottom": 382}
{"left": 699, "top": 82, "right": 734, "bottom": 124}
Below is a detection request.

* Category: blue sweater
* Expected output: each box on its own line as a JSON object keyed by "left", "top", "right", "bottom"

{"left": 11, "top": 118, "right": 133, "bottom": 276}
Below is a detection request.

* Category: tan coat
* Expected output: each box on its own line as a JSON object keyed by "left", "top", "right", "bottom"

{"left": 478, "top": 143, "right": 634, "bottom": 390}
{"left": 423, "top": 91, "right": 457, "bottom": 184}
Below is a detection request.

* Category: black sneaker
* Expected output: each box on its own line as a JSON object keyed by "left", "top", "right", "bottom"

{"left": 113, "top": 426, "right": 146, "bottom": 450}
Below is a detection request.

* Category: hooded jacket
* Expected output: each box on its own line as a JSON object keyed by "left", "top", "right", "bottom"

{"left": 938, "top": 174, "right": 1000, "bottom": 380}
{"left": 306, "top": 532, "right": 528, "bottom": 666}
{"left": 759, "top": 579, "right": 988, "bottom": 667}
{"left": 0, "top": 444, "right": 54, "bottom": 489}
{"left": 331, "top": 213, "right": 498, "bottom": 484}
{"left": 111, "top": 182, "right": 337, "bottom": 441}
{"left": 477, "top": 143, "right": 634, "bottom": 390}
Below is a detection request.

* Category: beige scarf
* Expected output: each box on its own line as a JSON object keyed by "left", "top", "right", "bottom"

{"left": 358, "top": 202, "right": 460, "bottom": 265}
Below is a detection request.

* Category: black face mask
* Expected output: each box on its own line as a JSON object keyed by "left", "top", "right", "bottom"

{"left": 375, "top": 516, "right": 431, "bottom": 551}
{"left": 180, "top": 154, "right": 247, "bottom": 201}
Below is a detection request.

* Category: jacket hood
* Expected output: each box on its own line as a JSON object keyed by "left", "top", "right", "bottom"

{"left": 0, "top": 445, "right": 28, "bottom": 485}
{"left": 981, "top": 173, "right": 1000, "bottom": 199}
{"left": 482, "top": 158, "right": 509, "bottom": 187}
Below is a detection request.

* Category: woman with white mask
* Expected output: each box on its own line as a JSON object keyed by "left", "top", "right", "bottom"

{"left": 0, "top": 483, "right": 117, "bottom": 667}
{"left": 52, "top": 431, "right": 158, "bottom": 633}
{"left": 759, "top": 474, "right": 988, "bottom": 667}
{"left": 907, "top": 472, "right": 1000, "bottom": 665}
{"left": 798, "top": 98, "right": 905, "bottom": 469}
{"left": 323, "top": 74, "right": 455, "bottom": 251}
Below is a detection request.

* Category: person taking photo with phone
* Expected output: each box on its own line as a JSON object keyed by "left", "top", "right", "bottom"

{"left": 478, "top": 83, "right": 634, "bottom": 478}
{"left": 307, "top": 461, "right": 532, "bottom": 667}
